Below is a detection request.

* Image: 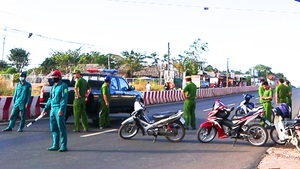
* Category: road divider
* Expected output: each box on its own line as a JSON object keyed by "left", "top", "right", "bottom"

{"left": 143, "top": 86, "right": 258, "bottom": 106}
{"left": 0, "top": 96, "right": 41, "bottom": 121}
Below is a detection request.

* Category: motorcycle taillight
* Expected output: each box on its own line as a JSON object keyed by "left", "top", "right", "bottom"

{"left": 295, "top": 125, "right": 300, "bottom": 130}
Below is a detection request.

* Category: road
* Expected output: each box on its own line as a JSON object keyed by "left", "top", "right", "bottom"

{"left": 1, "top": 89, "right": 299, "bottom": 169}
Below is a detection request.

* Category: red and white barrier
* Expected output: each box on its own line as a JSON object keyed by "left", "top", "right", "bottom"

{"left": 143, "top": 86, "right": 258, "bottom": 106}
{"left": 0, "top": 96, "right": 41, "bottom": 121}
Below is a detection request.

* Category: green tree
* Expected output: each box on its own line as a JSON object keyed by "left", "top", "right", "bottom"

{"left": 254, "top": 64, "right": 272, "bottom": 79}
{"left": 0, "top": 60, "right": 8, "bottom": 71}
{"left": 121, "top": 50, "right": 149, "bottom": 78}
{"left": 180, "top": 38, "right": 208, "bottom": 75}
{"left": 7, "top": 48, "right": 30, "bottom": 72}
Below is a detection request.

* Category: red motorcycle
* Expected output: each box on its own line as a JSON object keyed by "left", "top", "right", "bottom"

{"left": 197, "top": 99, "right": 269, "bottom": 146}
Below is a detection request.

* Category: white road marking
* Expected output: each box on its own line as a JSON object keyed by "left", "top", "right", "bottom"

{"left": 80, "top": 129, "right": 118, "bottom": 138}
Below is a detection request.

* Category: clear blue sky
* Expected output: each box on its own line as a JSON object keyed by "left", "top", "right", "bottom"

{"left": 1, "top": 0, "right": 300, "bottom": 86}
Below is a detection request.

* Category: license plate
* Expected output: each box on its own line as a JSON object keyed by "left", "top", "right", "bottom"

{"left": 179, "top": 117, "right": 185, "bottom": 124}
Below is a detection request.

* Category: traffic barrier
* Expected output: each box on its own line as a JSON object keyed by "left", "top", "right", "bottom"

{"left": 0, "top": 96, "right": 41, "bottom": 121}
{"left": 143, "top": 86, "right": 258, "bottom": 106}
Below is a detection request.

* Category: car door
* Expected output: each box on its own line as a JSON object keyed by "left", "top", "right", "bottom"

{"left": 116, "top": 77, "right": 136, "bottom": 113}
{"left": 109, "top": 77, "right": 123, "bottom": 113}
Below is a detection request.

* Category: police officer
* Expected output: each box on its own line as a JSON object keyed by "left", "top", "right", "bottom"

{"left": 261, "top": 81, "right": 273, "bottom": 124}
{"left": 181, "top": 76, "right": 197, "bottom": 130}
{"left": 99, "top": 76, "right": 111, "bottom": 129}
{"left": 73, "top": 69, "right": 91, "bottom": 132}
{"left": 2, "top": 71, "right": 32, "bottom": 132}
{"left": 41, "top": 70, "right": 68, "bottom": 152}
{"left": 275, "top": 78, "right": 289, "bottom": 105}
{"left": 258, "top": 79, "right": 265, "bottom": 104}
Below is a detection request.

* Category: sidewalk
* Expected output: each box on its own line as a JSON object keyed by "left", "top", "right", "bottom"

{"left": 257, "top": 145, "right": 300, "bottom": 169}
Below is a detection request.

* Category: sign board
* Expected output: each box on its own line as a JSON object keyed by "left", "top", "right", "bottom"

{"left": 191, "top": 75, "right": 201, "bottom": 88}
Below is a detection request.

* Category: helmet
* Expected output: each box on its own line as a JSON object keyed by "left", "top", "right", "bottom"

{"left": 51, "top": 70, "right": 62, "bottom": 77}
{"left": 104, "top": 76, "right": 111, "bottom": 82}
{"left": 274, "top": 103, "right": 290, "bottom": 118}
{"left": 20, "top": 71, "right": 27, "bottom": 77}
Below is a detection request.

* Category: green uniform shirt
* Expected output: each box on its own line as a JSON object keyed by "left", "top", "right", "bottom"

{"left": 44, "top": 81, "right": 68, "bottom": 111}
{"left": 75, "top": 77, "right": 90, "bottom": 98}
{"left": 258, "top": 85, "right": 265, "bottom": 103}
{"left": 13, "top": 81, "right": 32, "bottom": 107}
{"left": 262, "top": 88, "right": 273, "bottom": 103}
{"left": 101, "top": 83, "right": 111, "bottom": 102}
{"left": 183, "top": 81, "right": 197, "bottom": 100}
{"left": 276, "top": 83, "right": 288, "bottom": 103}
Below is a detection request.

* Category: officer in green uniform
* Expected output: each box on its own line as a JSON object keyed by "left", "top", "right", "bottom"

{"left": 261, "top": 81, "right": 273, "bottom": 124}
{"left": 2, "top": 71, "right": 32, "bottom": 132}
{"left": 99, "top": 76, "right": 111, "bottom": 129}
{"left": 258, "top": 79, "right": 265, "bottom": 104}
{"left": 181, "top": 76, "right": 197, "bottom": 130}
{"left": 275, "top": 78, "right": 289, "bottom": 105}
{"left": 284, "top": 80, "right": 292, "bottom": 118}
{"left": 41, "top": 70, "right": 68, "bottom": 152}
{"left": 73, "top": 70, "right": 91, "bottom": 132}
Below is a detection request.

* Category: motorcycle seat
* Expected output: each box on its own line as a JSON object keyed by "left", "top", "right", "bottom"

{"left": 285, "top": 119, "right": 300, "bottom": 127}
{"left": 152, "top": 111, "right": 178, "bottom": 120}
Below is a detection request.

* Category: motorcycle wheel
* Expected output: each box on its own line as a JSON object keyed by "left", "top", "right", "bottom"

{"left": 246, "top": 124, "right": 268, "bottom": 146}
{"left": 270, "top": 127, "right": 286, "bottom": 145}
{"left": 235, "top": 109, "right": 245, "bottom": 115}
{"left": 165, "top": 121, "right": 186, "bottom": 142}
{"left": 197, "top": 126, "right": 217, "bottom": 143}
{"left": 118, "top": 122, "right": 139, "bottom": 139}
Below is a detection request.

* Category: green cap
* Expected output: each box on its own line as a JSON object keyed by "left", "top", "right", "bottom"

{"left": 73, "top": 69, "right": 81, "bottom": 74}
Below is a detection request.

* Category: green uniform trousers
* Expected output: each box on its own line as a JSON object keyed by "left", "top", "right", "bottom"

{"left": 183, "top": 99, "right": 196, "bottom": 129}
{"left": 99, "top": 104, "right": 110, "bottom": 127}
{"left": 50, "top": 106, "right": 67, "bottom": 149}
{"left": 261, "top": 102, "right": 272, "bottom": 126}
{"left": 8, "top": 105, "right": 26, "bottom": 130}
{"left": 73, "top": 98, "right": 88, "bottom": 131}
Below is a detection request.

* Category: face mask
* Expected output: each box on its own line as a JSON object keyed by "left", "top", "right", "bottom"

{"left": 52, "top": 77, "right": 60, "bottom": 83}
{"left": 19, "top": 77, "right": 25, "bottom": 82}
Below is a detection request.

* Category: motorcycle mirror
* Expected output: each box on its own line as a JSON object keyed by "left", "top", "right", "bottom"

{"left": 230, "top": 107, "right": 235, "bottom": 111}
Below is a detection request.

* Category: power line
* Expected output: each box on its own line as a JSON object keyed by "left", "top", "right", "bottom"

{"left": 1, "top": 24, "right": 96, "bottom": 47}
{"left": 105, "top": 0, "right": 300, "bottom": 14}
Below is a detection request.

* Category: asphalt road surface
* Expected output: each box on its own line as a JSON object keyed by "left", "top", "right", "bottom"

{"left": 1, "top": 89, "right": 299, "bottom": 169}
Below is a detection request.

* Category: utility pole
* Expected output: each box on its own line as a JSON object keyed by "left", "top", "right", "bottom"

{"left": 167, "top": 42, "right": 170, "bottom": 77}
{"left": 226, "top": 58, "right": 229, "bottom": 87}
{"left": 2, "top": 26, "right": 6, "bottom": 61}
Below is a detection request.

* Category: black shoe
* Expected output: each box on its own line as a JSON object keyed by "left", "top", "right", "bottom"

{"left": 2, "top": 127, "right": 12, "bottom": 132}
{"left": 83, "top": 129, "right": 89, "bottom": 132}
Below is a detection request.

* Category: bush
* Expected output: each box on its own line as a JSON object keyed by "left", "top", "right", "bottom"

{"left": 0, "top": 76, "right": 15, "bottom": 96}
{"left": 130, "top": 80, "right": 164, "bottom": 91}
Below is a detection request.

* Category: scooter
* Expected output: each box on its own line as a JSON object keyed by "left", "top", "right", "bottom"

{"left": 197, "top": 99, "right": 269, "bottom": 146}
{"left": 269, "top": 103, "right": 300, "bottom": 151}
{"left": 118, "top": 98, "right": 186, "bottom": 142}
{"left": 235, "top": 94, "right": 255, "bottom": 115}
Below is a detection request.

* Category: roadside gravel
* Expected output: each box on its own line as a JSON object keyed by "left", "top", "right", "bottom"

{"left": 257, "top": 145, "right": 300, "bottom": 169}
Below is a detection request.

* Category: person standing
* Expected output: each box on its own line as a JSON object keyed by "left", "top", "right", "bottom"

{"left": 284, "top": 80, "right": 292, "bottom": 118}
{"left": 99, "top": 76, "right": 111, "bottom": 129}
{"left": 261, "top": 81, "right": 273, "bottom": 124}
{"left": 2, "top": 71, "right": 32, "bottom": 132}
{"left": 73, "top": 70, "right": 91, "bottom": 132}
{"left": 275, "top": 78, "right": 289, "bottom": 105}
{"left": 258, "top": 79, "right": 265, "bottom": 104}
{"left": 41, "top": 70, "right": 69, "bottom": 152}
{"left": 145, "top": 81, "right": 152, "bottom": 92}
{"left": 181, "top": 76, "right": 197, "bottom": 130}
